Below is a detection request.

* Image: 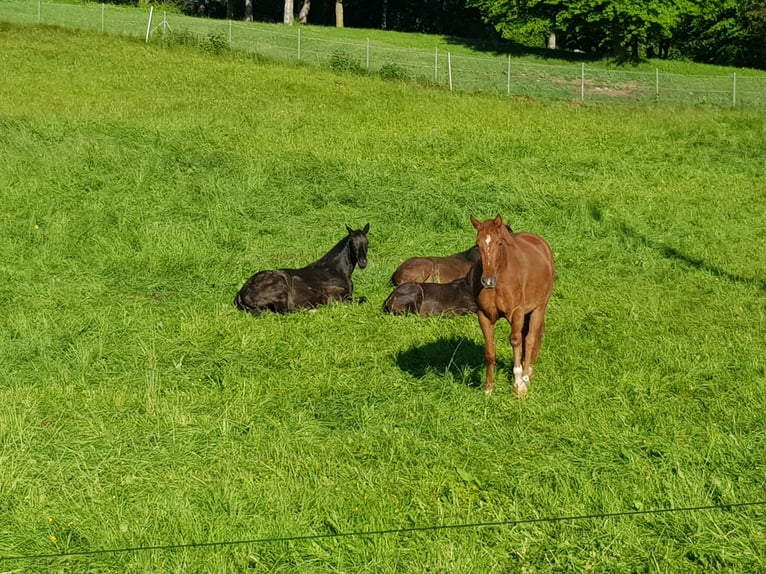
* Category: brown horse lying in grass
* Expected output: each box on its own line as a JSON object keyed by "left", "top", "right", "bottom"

{"left": 471, "top": 215, "right": 554, "bottom": 397}
{"left": 234, "top": 224, "right": 369, "bottom": 315}
{"left": 390, "top": 245, "right": 479, "bottom": 285}
{"left": 391, "top": 225, "right": 512, "bottom": 286}
{"left": 383, "top": 266, "right": 478, "bottom": 317}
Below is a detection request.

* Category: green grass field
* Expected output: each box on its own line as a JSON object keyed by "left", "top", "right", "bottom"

{"left": 1, "top": 21, "right": 765, "bottom": 573}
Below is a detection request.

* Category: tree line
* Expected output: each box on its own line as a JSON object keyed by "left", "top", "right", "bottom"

{"left": 141, "top": 0, "right": 766, "bottom": 69}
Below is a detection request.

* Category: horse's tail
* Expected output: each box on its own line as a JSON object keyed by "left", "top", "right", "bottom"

{"left": 233, "top": 290, "right": 245, "bottom": 310}
{"left": 382, "top": 290, "right": 395, "bottom": 313}
{"left": 383, "top": 283, "right": 422, "bottom": 315}
{"left": 233, "top": 289, "right": 265, "bottom": 316}
{"left": 234, "top": 270, "right": 294, "bottom": 315}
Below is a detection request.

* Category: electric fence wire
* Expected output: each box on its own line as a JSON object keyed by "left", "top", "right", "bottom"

{"left": 1, "top": 500, "right": 764, "bottom": 564}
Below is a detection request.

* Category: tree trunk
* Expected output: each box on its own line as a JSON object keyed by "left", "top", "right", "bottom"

{"left": 381, "top": 0, "right": 387, "bottom": 29}
{"left": 335, "top": 0, "right": 343, "bottom": 28}
{"left": 283, "top": 0, "right": 294, "bottom": 24}
{"left": 659, "top": 39, "right": 670, "bottom": 59}
{"left": 298, "top": 0, "right": 310, "bottom": 23}
{"left": 244, "top": 0, "right": 253, "bottom": 21}
{"left": 547, "top": 31, "right": 556, "bottom": 49}
{"left": 613, "top": 39, "right": 626, "bottom": 62}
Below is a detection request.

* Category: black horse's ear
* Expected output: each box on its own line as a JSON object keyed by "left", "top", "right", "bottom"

{"left": 363, "top": 223, "right": 370, "bottom": 234}
{"left": 346, "top": 225, "right": 353, "bottom": 234}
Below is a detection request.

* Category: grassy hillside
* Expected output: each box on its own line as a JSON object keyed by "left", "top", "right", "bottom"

{"left": 1, "top": 22, "right": 765, "bottom": 573}
{"left": 2, "top": 0, "right": 766, "bottom": 106}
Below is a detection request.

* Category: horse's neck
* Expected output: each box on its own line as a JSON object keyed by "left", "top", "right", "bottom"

{"left": 460, "top": 245, "right": 479, "bottom": 261}
{"left": 496, "top": 241, "right": 514, "bottom": 270}
{"left": 315, "top": 237, "right": 353, "bottom": 274}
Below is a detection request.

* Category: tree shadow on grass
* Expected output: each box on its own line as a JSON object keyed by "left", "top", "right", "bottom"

{"left": 619, "top": 223, "right": 766, "bottom": 292}
{"left": 442, "top": 27, "right": 657, "bottom": 65}
{"left": 443, "top": 35, "right": 601, "bottom": 63}
{"left": 395, "top": 336, "right": 502, "bottom": 389}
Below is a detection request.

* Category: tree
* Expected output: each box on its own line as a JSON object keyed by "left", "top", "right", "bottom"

{"left": 674, "top": 0, "right": 766, "bottom": 68}
{"left": 741, "top": 1, "right": 766, "bottom": 67}
{"left": 284, "top": 0, "right": 294, "bottom": 23}
{"left": 558, "top": 0, "right": 698, "bottom": 60}
{"left": 298, "top": 0, "right": 311, "bottom": 22}
{"left": 335, "top": 0, "right": 344, "bottom": 26}
{"left": 381, "top": 0, "right": 388, "bottom": 28}
{"left": 466, "top": 0, "right": 700, "bottom": 60}
{"left": 464, "top": 0, "right": 566, "bottom": 47}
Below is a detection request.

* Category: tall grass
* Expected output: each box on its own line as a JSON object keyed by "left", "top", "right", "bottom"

{"left": 1, "top": 22, "right": 765, "bottom": 573}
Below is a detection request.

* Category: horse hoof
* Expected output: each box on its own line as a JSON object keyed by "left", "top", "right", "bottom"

{"left": 484, "top": 386, "right": 494, "bottom": 395}
{"left": 514, "top": 381, "right": 528, "bottom": 398}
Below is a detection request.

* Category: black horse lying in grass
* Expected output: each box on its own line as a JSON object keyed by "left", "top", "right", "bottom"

{"left": 234, "top": 224, "right": 369, "bottom": 315}
{"left": 383, "top": 263, "right": 478, "bottom": 317}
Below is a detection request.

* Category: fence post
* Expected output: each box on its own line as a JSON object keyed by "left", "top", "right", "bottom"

{"left": 655, "top": 68, "right": 659, "bottom": 103}
{"left": 434, "top": 47, "right": 438, "bottom": 83}
{"left": 732, "top": 73, "right": 737, "bottom": 107}
{"left": 101, "top": 3, "right": 105, "bottom": 33}
{"left": 37, "top": 0, "right": 41, "bottom": 23}
{"left": 448, "top": 52, "right": 453, "bottom": 91}
{"left": 145, "top": 6, "right": 153, "bottom": 43}
{"left": 297, "top": 27, "right": 301, "bottom": 59}
{"left": 228, "top": 19, "right": 232, "bottom": 47}
{"left": 507, "top": 54, "right": 511, "bottom": 96}
{"left": 580, "top": 63, "right": 585, "bottom": 101}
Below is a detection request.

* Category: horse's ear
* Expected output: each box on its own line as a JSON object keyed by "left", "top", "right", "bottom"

{"left": 500, "top": 222, "right": 514, "bottom": 243}
{"left": 363, "top": 223, "right": 370, "bottom": 234}
{"left": 470, "top": 215, "right": 481, "bottom": 230}
{"left": 346, "top": 224, "right": 353, "bottom": 235}
{"left": 493, "top": 214, "right": 503, "bottom": 227}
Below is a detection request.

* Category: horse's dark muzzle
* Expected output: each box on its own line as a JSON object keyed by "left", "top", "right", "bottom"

{"left": 358, "top": 258, "right": 367, "bottom": 269}
{"left": 481, "top": 275, "right": 497, "bottom": 289}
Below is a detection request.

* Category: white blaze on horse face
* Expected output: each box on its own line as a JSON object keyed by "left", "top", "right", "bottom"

{"left": 484, "top": 235, "right": 492, "bottom": 246}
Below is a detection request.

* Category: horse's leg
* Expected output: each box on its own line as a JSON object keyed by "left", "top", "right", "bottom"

{"left": 520, "top": 313, "right": 530, "bottom": 364}
{"left": 509, "top": 309, "right": 527, "bottom": 398}
{"left": 522, "top": 307, "right": 546, "bottom": 389}
{"left": 477, "top": 311, "right": 496, "bottom": 394}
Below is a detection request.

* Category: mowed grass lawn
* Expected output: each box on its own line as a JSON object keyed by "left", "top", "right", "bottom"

{"left": 1, "top": 21, "right": 765, "bottom": 573}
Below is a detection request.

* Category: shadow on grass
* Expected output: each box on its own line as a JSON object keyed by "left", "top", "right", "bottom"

{"left": 395, "top": 336, "right": 498, "bottom": 389}
{"left": 619, "top": 223, "right": 766, "bottom": 292}
{"left": 443, "top": 35, "right": 602, "bottom": 63}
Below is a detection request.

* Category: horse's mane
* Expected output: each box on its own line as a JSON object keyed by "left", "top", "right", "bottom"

{"left": 314, "top": 234, "right": 350, "bottom": 266}
{"left": 458, "top": 245, "right": 480, "bottom": 261}
{"left": 498, "top": 222, "right": 515, "bottom": 245}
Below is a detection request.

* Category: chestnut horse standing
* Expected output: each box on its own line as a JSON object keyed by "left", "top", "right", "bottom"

{"left": 470, "top": 215, "right": 555, "bottom": 397}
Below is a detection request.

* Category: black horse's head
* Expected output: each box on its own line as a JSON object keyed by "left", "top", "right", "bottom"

{"left": 346, "top": 223, "right": 370, "bottom": 269}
